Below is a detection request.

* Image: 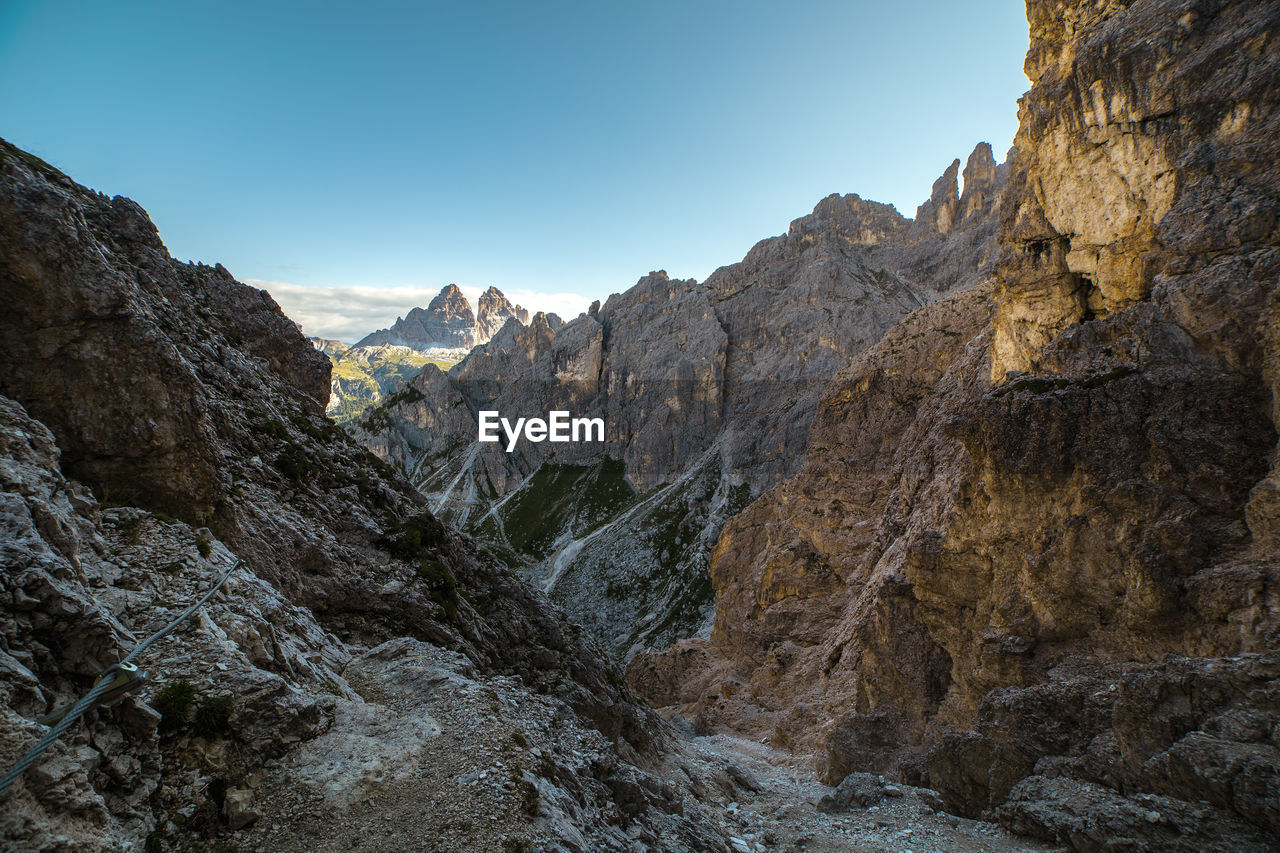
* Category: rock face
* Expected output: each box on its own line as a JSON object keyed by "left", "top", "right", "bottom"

{"left": 990, "top": 0, "right": 1280, "bottom": 384}
{"left": 476, "top": 284, "right": 531, "bottom": 341}
{"left": 354, "top": 284, "right": 528, "bottom": 352}
{"left": 0, "top": 140, "right": 732, "bottom": 851}
{"left": 0, "top": 394, "right": 342, "bottom": 851}
{"left": 629, "top": 0, "right": 1280, "bottom": 849}
{"left": 0, "top": 155, "right": 328, "bottom": 525}
{"left": 0, "top": 393, "right": 735, "bottom": 852}
{"left": 353, "top": 163, "right": 1006, "bottom": 659}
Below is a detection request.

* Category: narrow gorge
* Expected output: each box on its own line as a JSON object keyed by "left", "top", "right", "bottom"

{"left": 1, "top": 1, "right": 1277, "bottom": 851}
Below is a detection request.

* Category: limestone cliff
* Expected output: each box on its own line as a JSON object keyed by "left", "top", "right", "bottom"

{"left": 353, "top": 159, "right": 1006, "bottom": 660}
{"left": 629, "top": 1, "right": 1280, "bottom": 849}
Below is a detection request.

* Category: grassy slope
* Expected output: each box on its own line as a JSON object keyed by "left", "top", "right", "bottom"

{"left": 327, "top": 349, "right": 463, "bottom": 425}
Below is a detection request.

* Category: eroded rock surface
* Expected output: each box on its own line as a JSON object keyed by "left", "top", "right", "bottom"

{"left": 630, "top": 1, "right": 1280, "bottom": 849}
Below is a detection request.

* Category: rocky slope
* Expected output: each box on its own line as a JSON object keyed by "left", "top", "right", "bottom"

{"left": 629, "top": 0, "right": 1280, "bottom": 849}
{"left": 0, "top": 139, "right": 742, "bottom": 851}
{"left": 353, "top": 150, "right": 1008, "bottom": 659}
{"left": 355, "top": 284, "right": 530, "bottom": 352}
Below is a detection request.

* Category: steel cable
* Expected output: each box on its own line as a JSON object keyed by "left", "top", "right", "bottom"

{"left": 0, "top": 558, "right": 243, "bottom": 797}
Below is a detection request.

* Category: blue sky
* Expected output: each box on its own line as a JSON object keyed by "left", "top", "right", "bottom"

{"left": 1, "top": 1, "right": 1030, "bottom": 341}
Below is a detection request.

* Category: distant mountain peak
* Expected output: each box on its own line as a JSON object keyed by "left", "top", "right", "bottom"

{"left": 354, "top": 283, "right": 528, "bottom": 352}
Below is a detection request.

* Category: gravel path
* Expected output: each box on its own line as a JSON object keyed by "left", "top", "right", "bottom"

{"left": 201, "top": 639, "right": 1057, "bottom": 853}
{"left": 678, "top": 731, "right": 1059, "bottom": 853}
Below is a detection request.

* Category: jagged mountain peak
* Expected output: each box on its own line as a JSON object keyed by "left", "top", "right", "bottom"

{"left": 476, "top": 285, "right": 530, "bottom": 340}
{"left": 430, "top": 282, "right": 469, "bottom": 306}
{"left": 631, "top": 2, "right": 1280, "bottom": 848}
{"left": 786, "top": 192, "right": 910, "bottom": 247}
{"left": 914, "top": 157, "right": 962, "bottom": 235}
{"left": 960, "top": 141, "right": 999, "bottom": 219}
{"left": 355, "top": 282, "right": 528, "bottom": 353}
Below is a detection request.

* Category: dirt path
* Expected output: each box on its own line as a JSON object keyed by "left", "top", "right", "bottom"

{"left": 212, "top": 639, "right": 1056, "bottom": 853}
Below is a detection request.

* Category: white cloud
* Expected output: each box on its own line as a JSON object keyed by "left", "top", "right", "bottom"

{"left": 249, "top": 280, "right": 594, "bottom": 344}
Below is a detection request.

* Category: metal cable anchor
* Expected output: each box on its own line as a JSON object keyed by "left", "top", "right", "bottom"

{"left": 36, "top": 663, "right": 148, "bottom": 727}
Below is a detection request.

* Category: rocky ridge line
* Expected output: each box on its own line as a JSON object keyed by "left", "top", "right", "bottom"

{"left": 355, "top": 284, "right": 531, "bottom": 352}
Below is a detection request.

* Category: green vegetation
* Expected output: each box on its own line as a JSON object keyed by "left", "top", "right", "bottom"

{"left": 326, "top": 344, "right": 459, "bottom": 426}
{"left": 330, "top": 360, "right": 381, "bottom": 385}
{"left": 544, "top": 454, "right": 728, "bottom": 654}
{"left": 288, "top": 405, "right": 337, "bottom": 442}
{"left": 379, "top": 511, "right": 447, "bottom": 558}
{"left": 330, "top": 395, "right": 378, "bottom": 426}
{"left": 458, "top": 455, "right": 743, "bottom": 652}
{"left": 414, "top": 557, "right": 459, "bottom": 619}
{"left": 381, "top": 384, "right": 426, "bottom": 408}
{"left": 359, "top": 403, "right": 393, "bottom": 434}
{"left": 516, "top": 771, "right": 540, "bottom": 819}
{"left": 5, "top": 143, "right": 63, "bottom": 180}
{"left": 377, "top": 511, "right": 458, "bottom": 617}
{"left": 154, "top": 682, "right": 236, "bottom": 738}
{"left": 363, "top": 448, "right": 399, "bottom": 478}
{"left": 195, "top": 531, "right": 213, "bottom": 558}
{"left": 192, "top": 694, "right": 234, "bottom": 737}
{"left": 274, "top": 445, "right": 314, "bottom": 486}
{"left": 247, "top": 407, "right": 287, "bottom": 441}
{"left": 725, "top": 481, "right": 754, "bottom": 516}
{"left": 476, "top": 460, "right": 637, "bottom": 559}
{"left": 997, "top": 364, "right": 1139, "bottom": 397}
{"left": 115, "top": 514, "right": 146, "bottom": 544}
{"left": 153, "top": 680, "right": 196, "bottom": 732}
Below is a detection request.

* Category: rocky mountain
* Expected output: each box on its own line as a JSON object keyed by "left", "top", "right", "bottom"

{"left": 629, "top": 0, "right": 1280, "bottom": 849}
{"left": 311, "top": 339, "right": 461, "bottom": 425}
{"left": 5, "top": 0, "right": 1276, "bottom": 849}
{"left": 476, "top": 285, "right": 532, "bottom": 341}
{"left": 351, "top": 147, "right": 1008, "bottom": 660}
{"left": 0, "top": 139, "right": 735, "bottom": 851}
{"left": 354, "top": 284, "right": 530, "bottom": 352}
{"left": 319, "top": 282, "right": 537, "bottom": 424}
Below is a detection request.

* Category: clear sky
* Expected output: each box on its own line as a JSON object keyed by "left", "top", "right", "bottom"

{"left": 1, "top": 0, "right": 1030, "bottom": 341}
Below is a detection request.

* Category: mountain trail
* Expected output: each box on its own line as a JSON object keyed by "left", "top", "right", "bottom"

{"left": 676, "top": 730, "right": 1055, "bottom": 853}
